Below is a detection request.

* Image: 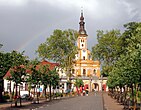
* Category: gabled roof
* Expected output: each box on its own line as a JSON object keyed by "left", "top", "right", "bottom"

{"left": 4, "top": 60, "right": 59, "bottom": 79}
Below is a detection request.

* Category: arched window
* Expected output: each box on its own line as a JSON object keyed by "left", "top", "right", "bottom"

{"left": 72, "top": 69, "right": 75, "bottom": 74}
{"left": 83, "top": 56, "right": 85, "bottom": 60}
{"left": 83, "top": 69, "right": 86, "bottom": 76}
{"left": 93, "top": 69, "right": 96, "bottom": 75}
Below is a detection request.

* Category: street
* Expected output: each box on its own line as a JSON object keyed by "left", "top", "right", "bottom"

{"left": 36, "top": 93, "right": 104, "bottom": 110}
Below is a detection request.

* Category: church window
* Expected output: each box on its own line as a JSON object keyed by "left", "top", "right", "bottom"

{"left": 83, "top": 56, "right": 85, "bottom": 60}
{"left": 83, "top": 69, "right": 86, "bottom": 76}
{"left": 7, "top": 83, "right": 10, "bottom": 91}
{"left": 93, "top": 69, "right": 96, "bottom": 75}
{"left": 72, "top": 69, "right": 75, "bottom": 74}
{"left": 25, "top": 83, "right": 28, "bottom": 91}
{"left": 82, "top": 44, "right": 84, "bottom": 47}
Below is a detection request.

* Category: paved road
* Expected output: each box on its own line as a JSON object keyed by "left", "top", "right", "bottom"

{"left": 36, "top": 93, "right": 104, "bottom": 110}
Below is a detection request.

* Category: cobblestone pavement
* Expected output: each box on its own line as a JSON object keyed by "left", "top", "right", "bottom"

{"left": 36, "top": 93, "right": 104, "bottom": 110}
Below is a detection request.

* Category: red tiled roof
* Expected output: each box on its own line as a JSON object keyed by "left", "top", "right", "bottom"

{"left": 4, "top": 60, "right": 59, "bottom": 79}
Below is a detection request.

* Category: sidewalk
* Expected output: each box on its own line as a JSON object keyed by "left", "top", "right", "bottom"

{"left": 0, "top": 99, "right": 49, "bottom": 110}
{"left": 0, "top": 96, "right": 76, "bottom": 110}
{"left": 103, "top": 92, "right": 124, "bottom": 110}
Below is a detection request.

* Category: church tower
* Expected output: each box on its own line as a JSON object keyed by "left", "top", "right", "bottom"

{"left": 74, "top": 11, "right": 100, "bottom": 78}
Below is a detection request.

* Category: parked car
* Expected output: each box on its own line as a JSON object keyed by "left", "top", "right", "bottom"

{"left": 21, "top": 94, "right": 33, "bottom": 101}
{"left": 21, "top": 94, "right": 29, "bottom": 99}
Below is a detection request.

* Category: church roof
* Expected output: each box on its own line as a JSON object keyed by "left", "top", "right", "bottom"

{"left": 4, "top": 60, "right": 59, "bottom": 79}
{"left": 79, "top": 10, "right": 87, "bottom": 36}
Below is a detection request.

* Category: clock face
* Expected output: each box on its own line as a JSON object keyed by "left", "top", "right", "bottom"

{"left": 81, "top": 31, "right": 85, "bottom": 34}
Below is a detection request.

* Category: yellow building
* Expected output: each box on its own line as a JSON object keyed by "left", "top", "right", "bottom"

{"left": 59, "top": 11, "right": 108, "bottom": 92}
{"left": 72, "top": 11, "right": 104, "bottom": 91}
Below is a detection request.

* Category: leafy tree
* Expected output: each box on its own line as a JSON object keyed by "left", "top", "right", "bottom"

{"left": 0, "top": 51, "right": 28, "bottom": 103}
{"left": 101, "top": 22, "right": 141, "bottom": 109}
{"left": 91, "top": 30, "right": 121, "bottom": 76}
{"left": 74, "top": 78, "right": 84, "bottom": 88}
{"left": 26, "top": 59, "right": 40, "bottom": 103}
{"left": 7, "top": 66, "right": 27, "bottom": 106}
{"left": 37, "top": 29, "right": 78, "bottom": 73}
{"left": 47, "top": 68, "right": 59, "bottom": 101}
{"left": 39, "top": 64, "right": 49, "bottom": 99}
{"left": 74, "top": 78, "right": 84, "bottom": 94}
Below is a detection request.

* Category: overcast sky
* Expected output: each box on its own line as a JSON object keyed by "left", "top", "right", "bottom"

{"left": 0, "top": 0, "right": 141, "bottom": 59}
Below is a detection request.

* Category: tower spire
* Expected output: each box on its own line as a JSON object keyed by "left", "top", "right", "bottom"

{"left": 79, "top": 9, "right": 87, "bottom": 35}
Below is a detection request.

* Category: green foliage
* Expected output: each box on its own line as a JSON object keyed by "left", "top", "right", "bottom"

{"left": 92, "top": 30, "right": 121, "bottom": 76}
{"left": 26, "top": 59, "right": 40, "bottom": 86}
{"left": 74, "top": 78, "right": 84, "bottom": 88}
{"left": 37, "top": 29, "right": 78, "bottom": 69}
{"left": 5, "top": 51, "right": 29, "bottom": 84}
{"left": 92, "top": 22, "right": 141, "bottom": 89}
{"left": 0, "top": 50, "right": 28, "bottom": 78}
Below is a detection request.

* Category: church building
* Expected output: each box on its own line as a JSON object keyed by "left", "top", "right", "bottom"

{"left": 72, "top": 11, "right": 107, "bottom": 92}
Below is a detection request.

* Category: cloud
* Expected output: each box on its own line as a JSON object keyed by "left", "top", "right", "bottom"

{"left": 0, "top": 0, "right": 141, "bottom": 59}
{"left": 0, "top": 0, "right": 28, "bottom": 6}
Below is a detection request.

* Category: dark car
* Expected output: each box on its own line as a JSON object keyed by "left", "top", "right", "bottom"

{"left": 21, "top": 94, "right": 29, "bottom": 99}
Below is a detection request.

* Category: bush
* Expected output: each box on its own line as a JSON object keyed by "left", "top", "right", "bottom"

{"left": 55, "top": 92, "right": 63, "bottom": 97}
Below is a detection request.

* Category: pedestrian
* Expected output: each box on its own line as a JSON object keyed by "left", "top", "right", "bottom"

{"left": 85, "top": 88, "right": 89, "bottom": 96}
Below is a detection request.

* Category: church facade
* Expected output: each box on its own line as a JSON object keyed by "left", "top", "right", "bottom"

{"left": 71, "top": 11, "right": 107, "bottom": 92}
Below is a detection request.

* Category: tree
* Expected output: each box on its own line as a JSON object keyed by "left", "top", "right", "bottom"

{"left": 7, "top": 66, "right": 27, "bottom": 106}
{"left": 47, "top": 68, "right": 59, "bottom": 101}
{"left": 74, "top": 78, "right": 84, "bottom": 94}
{"left": 91, "top": 30, "right": 122, "bottom": 76}
{"left": 39, "top": 64, "right": 49, "bottom": 100}
{"left": 99, "top": 22, "right": 141, "bottom": 109}
{"left": 0, "top": 51, "right": 28, "bottom": 103}
{"left": 37, "top": 29, "right": 78, "bottom": 72}
{"left": 26, "top": 59, "right": 41, "bottom": 103}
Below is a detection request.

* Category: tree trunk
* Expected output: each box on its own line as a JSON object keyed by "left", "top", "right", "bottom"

{"left": 131, "top": 85, "right": 134, "bottom": 108}
{"left": 36, "top": 87, "right": 39, "bottom": 103}
{"left": 10, "top": 81, "right": 12, "bottom": 101}
{"left": 44, "top": 87, "right": 47, "bottom": 100}
{"left": 11, "top": 84, "right": 15, "bottom": 107}
{"left": 133, "top": 84, "right": 138, "bottom": 110}
{"left": 19, "top": 85, "right": 22, "bottom": 106}
{"left": 0, "top": 78, "right": 4, "bottom": 103}
{"left": 49, "top": 82, "right": 51, "bottom": 101}
{"left": 15, "top": 83, "right": 18, "bottom": 107}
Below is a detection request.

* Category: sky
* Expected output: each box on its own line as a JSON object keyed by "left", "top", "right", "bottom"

{"left": 0, "top": 0, "right": 141, "bottom": 59}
